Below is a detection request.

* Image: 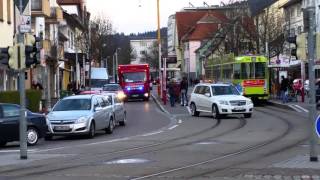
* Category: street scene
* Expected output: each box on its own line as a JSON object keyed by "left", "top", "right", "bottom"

{"left": 1, "top": 0, "right": 320, "bottom": 179}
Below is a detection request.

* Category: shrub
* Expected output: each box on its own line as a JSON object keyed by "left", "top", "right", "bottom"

{"left": 0, "top": 90, "right": 42, "bottom": 112}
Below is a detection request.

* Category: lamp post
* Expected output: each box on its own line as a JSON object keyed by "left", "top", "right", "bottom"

{"left": 305, "top": 0, "right": 318, "bottom": 162}
{"left": 157, "top": 0, "right": 163, "bottom": 100}
{"left": 113, "top": 48, "right": 120, "bottom": 83}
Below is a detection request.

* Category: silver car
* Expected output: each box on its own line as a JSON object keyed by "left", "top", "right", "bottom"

{"left": 46, "top": 94, "right": 114, "bottom": 139}
{"left": 103, "top": 93, "right": 127, "bottom": 126}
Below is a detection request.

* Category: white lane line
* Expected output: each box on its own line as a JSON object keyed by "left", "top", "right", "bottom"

{"left": 186, "top": 106, "right": 191, "bottom": 114}
{"left": 289, "top": 104, "right": 302, "bottom": 112}
{"left": 84, "top": 137, "right": 130, "bottom": 146}
{"left": 294, "top": 105, "right": 308, "bottom": 113}
{"left": 168, "top": 125, "right": 178, "bottom": 130}
{"left": 178, "top": 119, "right": 182, "bottom": 124}
{"left": 141, "top": 131, "right": 163, "bottom": 137}
{"left": 33, "top": 147, "right": 69, "bottom": 153}
{"left": 0, "top": 149, "right": 37, "bottom": 153}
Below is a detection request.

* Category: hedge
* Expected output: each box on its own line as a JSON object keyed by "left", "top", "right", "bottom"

{"left": 0, "top": 90, "right": 42, "bottom": 112}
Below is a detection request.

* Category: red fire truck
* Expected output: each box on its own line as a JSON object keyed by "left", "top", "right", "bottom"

{"left": 118, "top": 64, "right": 151, "bottom": 101}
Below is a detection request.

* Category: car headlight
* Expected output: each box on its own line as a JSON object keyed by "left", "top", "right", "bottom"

{"left": 218, "top": 100, "right": 229, "bottom": 105}
{"left": 117, "top": 91, "right": 126, "bottom": 100}
{"left": 75, "top": 116, "right": 89, "bottom": 124}
{"left": 247, "top": 99, "right": 253, "bottom": 105}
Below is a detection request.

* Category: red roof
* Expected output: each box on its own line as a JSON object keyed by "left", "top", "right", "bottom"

{"left": 176, "top": 11, "right": 228, "bottom": 43}
{"left": 188, "top": 23, "right": 218, "bottom": 41}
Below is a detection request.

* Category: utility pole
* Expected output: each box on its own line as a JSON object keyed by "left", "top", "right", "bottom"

{"left": 305, "top": 0, "right": 318, "bottom": 162}
{"left": 17, "top": 0, "right": 27, "bottom": 159}
{"left": 157, "top": 0, "right": 162, "bottom": 100}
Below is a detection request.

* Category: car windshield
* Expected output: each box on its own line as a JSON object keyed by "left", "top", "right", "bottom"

{"left": 103, "top": 84, "right": 120, "bottom": 91}
{"left": 211, "top": 86, "right": 240, "bottom": 96}
{"left": 91, "top": 79, "right": 109, "bottom": 88}
{"left": 123, "top": 72, "right": 146, "bottom": 83}
{"left": 53, "top": 99, "right": 91, "bottom": 111}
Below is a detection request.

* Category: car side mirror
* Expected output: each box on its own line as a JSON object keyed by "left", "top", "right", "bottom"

{"left": 95, "top": 107, "right": 103, "bottom": 112}
{"left": 204, "top": 93, "right": 211, "bottom": 97}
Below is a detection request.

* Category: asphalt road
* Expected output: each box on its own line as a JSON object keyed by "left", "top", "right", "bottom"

{"left": 0, "top": 98, "right": 317, "bottom": 180}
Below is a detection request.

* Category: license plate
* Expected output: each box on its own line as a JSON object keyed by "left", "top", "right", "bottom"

{"left": 132, "top": 94, "right": 139, "bottom": 97}
{"left": 54, "top": 126, "right": 70, "bottom": 131}
{"left": 234, "top": 107, "right": 244, "bottom": 110}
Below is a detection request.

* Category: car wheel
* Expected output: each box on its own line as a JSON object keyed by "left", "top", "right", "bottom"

{"left": 190, "top": 103, "right": 200, "bottom": 116}
{"left": 44, "top": 135, "right": 53, "bottom": 141}
{"left": 212, "top": 104, "right": 221, "bottom": 119}
{"left": 244, "top": 113, "right": 252, "bottom": 118}
{"left": 0, "top": 141, "right": 7, "bottom": 147}
{"left": 87, "top": 122, "right": 95, "bottom": 138}
{"left": 119, "top": 112, "right": 126, "bottom": 126}
{"left": 27, "top": 127, "right": 39, "bottom": 146}
{"left": 106, "top": 118, "right": 114, "bottom": 134}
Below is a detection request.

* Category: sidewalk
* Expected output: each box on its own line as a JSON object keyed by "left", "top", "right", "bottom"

{"left": 268, "top": 94, "right": 311, "bottom": 113}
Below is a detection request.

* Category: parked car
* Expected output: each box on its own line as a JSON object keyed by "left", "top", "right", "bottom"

{"left": 189, "top": 83, "right": 254, "bottom": 119}
{"left": 103, "top": 93, "right": 127, "bottom": 126}
{"left": 46, "top": 94, "right": 115, "bottom": 139}
{"left": 0, "top": 103, "right": 47, "bottom": 146}
{"left": 102, "top": 84, "right": 126, "bottom": 100}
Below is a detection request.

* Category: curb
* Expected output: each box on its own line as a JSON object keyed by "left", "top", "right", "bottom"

{"left": 266, "top": 100, "right": 294, "bottom": 111}
{"left": 151, "top": 93, "right": 170, "bottom": 115}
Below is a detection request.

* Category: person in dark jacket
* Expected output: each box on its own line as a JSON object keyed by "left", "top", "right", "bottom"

{"left": 180, "top": 77, "right": 188, "bottom": 106}
{"left": 168, "top": 79, "right": 176, "bottom": 107}
{"left": 280, "top": 76, "right": 289, "bottom": 103}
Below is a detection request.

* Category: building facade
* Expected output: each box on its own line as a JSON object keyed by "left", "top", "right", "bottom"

{"left": 130, "top": 39, "right": 157, "bottom": 65}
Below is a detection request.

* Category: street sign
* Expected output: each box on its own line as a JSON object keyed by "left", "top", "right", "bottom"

{"left": 19, "top": 15, "right": 31, "bottom": 33}
{"left": 315, "top": 115, "right": 320, "bottom": 137}
{"left": 14, "top": 0, "right": 29, "bottom": 13}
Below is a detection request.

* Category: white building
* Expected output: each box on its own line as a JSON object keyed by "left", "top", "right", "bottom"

{"left": 130, "top": 39, "right": 157, "bottom": 64}
{"left": 0, "top": 0, "right": 16, "bottom": 91}
{"left": 283, "top": 0, "right": 303, "bottom": 37}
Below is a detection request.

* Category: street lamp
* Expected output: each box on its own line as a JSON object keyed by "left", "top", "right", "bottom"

{"left": 113, "top": 48, "right": 121, "bottom": 83}
{"left": 157, "top": 0, "right": 163, "bottom": 100}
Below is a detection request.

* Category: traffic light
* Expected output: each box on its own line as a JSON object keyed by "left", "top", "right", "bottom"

{"left": 8, "top": 45, "right": 18, "bottom": 69}
{"left": 0, "top": 47, "right": 9, "bottom": 66}
{"left": 296, "top": 33, "right": 307, "bottom": 60}
{"left": 25, "top": 33, "right": 41, "bottom": 68}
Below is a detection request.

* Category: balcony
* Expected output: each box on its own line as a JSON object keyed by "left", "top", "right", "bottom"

{"left": 42, "top": 39, "right": 51, "bottom": 57}
{"left": 47, "top": 7, "right": 63, "bottom": 24}
{"left": 31, "top": 0, "right": 50, "bottom": 17}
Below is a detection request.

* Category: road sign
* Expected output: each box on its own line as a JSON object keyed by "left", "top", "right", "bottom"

{"left": 315, "top": 115, "right": 320, "bottom": 137}
{"left": 14, "top": 0, "right": 29, "bottom": 13}
{"left": 19, "top": 15, "right": 31, "bottom": 33}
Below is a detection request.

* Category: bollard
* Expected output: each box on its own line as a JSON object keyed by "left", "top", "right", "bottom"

{"left": 162, "top": 89, "right": 167, "bottom": 105}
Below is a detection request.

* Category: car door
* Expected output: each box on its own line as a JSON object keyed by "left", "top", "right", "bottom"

{"left": 201, "top": 86, "right": 213, "bottom": 112}
{"left": 191, "top": 86, "right": 202, "bottom": 110}
{"left": 197, "top": 86, "right": 207, "bottom": 111}
{"left": 0, "top": 104, "right": 20, "bottom": 142}
{"left": 114, "top": 96, "right": 124, "bottom": 121}
{"left": 92, "top": 97, "right": 104, "bottom": 130}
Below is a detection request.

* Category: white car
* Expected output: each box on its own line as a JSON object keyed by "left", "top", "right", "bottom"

{"left": 189, "top": 83, "right": 254, "bottom": 119}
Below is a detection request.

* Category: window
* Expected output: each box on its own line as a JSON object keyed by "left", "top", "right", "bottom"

{"left": 6, "top": 0, "right": 10, "bottom": 24}
{"left": 298, "top": 26, "right": 302, "bottom": 34}
{"left": 204, "top": 86, "right": 211, "bottom": 96}
{"left": 93, "top": 98, "right": 99, "bottom": 109}
{"left": 297, "top": 4, "right": 301, "bottom": 17}
{"left": 198, "top": 86, "right": 207, "bottom": 95}
{"left": 0, "top": 0, "right": 4, "bottom": 21}
{"left": 233, "top": 63, "right": 240, "bottom": 79}
{"left": 211, "top": 86, "right": 240, "bottom": 96}
{"left": 53, "top": 99, "right": 92, "bottom": 111}
{"left": 194, "top": 86, "right": 202, "bottom": 94}
{"left": 2, "top": 105, "right": 20, "bottom": 118}
{"left": 140, "top": 50, "right": 146, "bottom": 55}
{"left": 290, "top": 7, "right": 295, "bottom": 18}
{"left": 255, "top": 63, "right": 266, "bottom": 79}
{"left": 107, "top": 95, "right": 113, "bottom": 105}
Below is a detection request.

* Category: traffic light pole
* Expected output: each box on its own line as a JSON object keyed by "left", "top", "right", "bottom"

{"left": 306, "top": 1, "right": 318, "bottom": 162}
{"left": 17, "top": 0, "right": 27, "bottom": 159}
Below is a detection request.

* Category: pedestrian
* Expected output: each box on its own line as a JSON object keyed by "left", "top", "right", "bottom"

{"left": 280, "top": 76, "right": 289, "bottom": 103}
{"left": 168, "top": 79, "right": 176, "bottom": 107}
{"left": 180, "top": 77, "right": 188, "bottom": 106}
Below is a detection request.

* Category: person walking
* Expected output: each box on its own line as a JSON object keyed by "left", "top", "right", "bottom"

{"left": 280, "top": 76, "right": 289, "bottom": 103}
{"left": 180, "top": 77, "right": 188, "bottom": 106}
{"left": 168, "top": 79, "right": 176, "bottom": 107}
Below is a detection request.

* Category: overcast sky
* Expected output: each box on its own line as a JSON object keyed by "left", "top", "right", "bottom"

{"left": 86, "top": 0, "right": 224, "bottom": 35}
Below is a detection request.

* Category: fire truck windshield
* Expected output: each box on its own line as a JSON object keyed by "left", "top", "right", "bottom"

{"left": 123, "top": 72, "right": 146, "bottom": 83}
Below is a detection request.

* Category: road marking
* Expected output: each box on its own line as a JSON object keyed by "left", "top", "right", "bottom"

{"left": 84, "top": 137, "right": 130, "bottom": 146}
{"left": 0, "top": 149, "right": 37, "bottom": 153}
{"left": 168, "top": 125, "right": 178, "bottom": 130}
{"left": 294, "top": 105, "right": 308, "bottom": 113}
{"left": 178, "top": 119, "right": 182, "bottom": 124}
{"left": 186, "top": 106, "right": 191, "bottom": 114}
{"left": 289, "top": 104, "right": 302, "bottom": 112}
{"left": 141, "top": 131, "right": 163, "bottom": 137}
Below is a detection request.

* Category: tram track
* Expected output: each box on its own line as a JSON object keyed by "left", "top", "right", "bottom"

{"left": 130, "top": 106, "right": 305, "bottom": 180}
